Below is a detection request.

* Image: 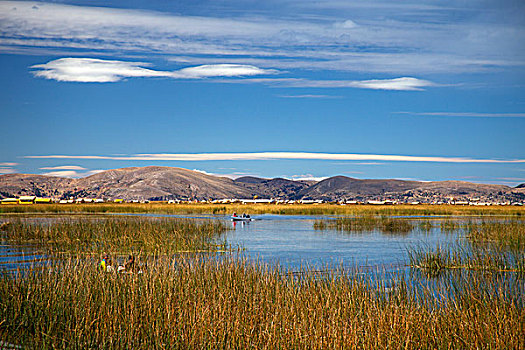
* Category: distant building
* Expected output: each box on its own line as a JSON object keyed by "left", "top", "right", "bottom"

{"left": 1, "top": 198, "right": 18, "bottom": 205}
{"left": 18, "top": 196, "right": 36, "bottom": 204}
{"left": 35, "top": 198, "right": 53, "bottom": 204}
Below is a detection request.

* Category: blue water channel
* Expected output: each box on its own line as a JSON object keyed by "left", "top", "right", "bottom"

{"left": 0, "top": 213, "right": 468, "bottom": 272}
{"left": 4, "top": 213, "right": 463, "bottom": 270}
{"left": 225, "top": 214, "right": 456, "bottom": 270}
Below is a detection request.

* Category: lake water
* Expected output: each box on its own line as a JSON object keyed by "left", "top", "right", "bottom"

{"left": 225, "top": 214, "right": 457, "bottom": 270}
{"left": 1, "top": 213, "right": 462, "bottom": 272}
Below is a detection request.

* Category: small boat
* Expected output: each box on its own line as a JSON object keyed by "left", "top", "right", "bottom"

{"left": 231, "top": 215, "right": 253, "bottom": 222}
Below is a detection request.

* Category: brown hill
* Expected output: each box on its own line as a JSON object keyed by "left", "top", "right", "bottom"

{"left": 0, "top": 166, "right": 523, "bottom": 202}
{"left": 0, "top": 167, "right": 255, "bottom": 200}
{"left": 298, "top": 176, "right": 421, "bottom": 200}
{"left": 234, "top": 177, "right": 313, "bottom": 199}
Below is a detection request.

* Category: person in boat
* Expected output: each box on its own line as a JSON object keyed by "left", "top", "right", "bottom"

{"left": 232, "top": 212, "right": 237, "bottom": 217}
{"left": 242, "top": 213, "right": 246, "bottom": 218}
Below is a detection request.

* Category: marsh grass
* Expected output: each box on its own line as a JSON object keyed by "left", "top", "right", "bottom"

{"left": 0, "top": 217, "right": 229, "bottom": 255}
{"left": 410, "top": 219, "right": 525, "bottom": 274}
{"left": 466, "top": 221, "right": 525, "bottom": 250}
{"left": 0, "top": 256, "right": 522, "bottom": 349}
{"left": 1, "top": 203, "right": 524, "bottom": 217}
{"left": 314, "top": 216, "right": 414, "bottom": 234}
{"left": 408, "top": 244, "right": 524, "bottom": 274}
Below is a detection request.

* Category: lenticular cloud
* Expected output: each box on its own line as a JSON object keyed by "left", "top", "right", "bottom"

{"left": 31, "top": 58, "right": 276, "bottom": 82}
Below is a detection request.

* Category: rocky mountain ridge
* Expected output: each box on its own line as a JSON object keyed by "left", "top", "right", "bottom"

{"left": 1, "top": 166, "right": 524, "bottom": 203}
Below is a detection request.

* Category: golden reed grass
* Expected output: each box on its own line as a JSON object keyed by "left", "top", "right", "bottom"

{"left": 0, "top": 217, "right": 229, "bottom": 255}
{"left": 0, "top": 256, "right": 523, "bottom": 349}
{"left": 1, "top": 203, "right": 524, "bottom": 217}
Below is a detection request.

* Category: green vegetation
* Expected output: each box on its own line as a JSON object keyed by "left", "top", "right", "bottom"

{"left": 0, "top": 217, "right": 229, "bottom": 255}
{"left": 314, "top": 216, "right": 414, "bottom": 233}
{"left": 1, "top": 203, "right": 524, "bottom": 216}
{"left": 0, "top": 257, "right": 522, "bottom": 349}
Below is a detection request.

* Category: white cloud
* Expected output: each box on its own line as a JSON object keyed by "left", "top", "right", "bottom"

{"left": 192, "top": 169, "right": 251, "bottom": 179}
{"left": 31, "top": 58, "right": 275, "bottom": 83}
{"left": 30, "top": 58, "right": 434, "bottom": 91}
{"left": 42, "top": 169, "right": 106, "bottom": 178}
{"left": 25, "top": 152, "right": 525, "bottom": 164}
{"left": 345, "top": 77, "right": 434, "bottom": 91}
{"left": 290, "top": 174, "right": 328, "bottom": 181}
{"left": 0, "top": 162, "right": 18, "bottom": 166}
{"left": 39, "top": 165, "right": 87, "bottom": 170}
{"left": 179, "top": 64, "right": 276, "bottom": 78}
{"left": 396, "top": 111, "right": 525, "bottom": 118}
{"left": 334, "top": 19, "right": 358, "bottom": 29}
{"left": 42, "top": 170, "right": 79, "bottom": 177}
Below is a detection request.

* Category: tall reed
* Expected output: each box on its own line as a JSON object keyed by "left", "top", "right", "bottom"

{"left": 0, "top": 217, "right": 229, "bottom": 255}
{"left": 466, "top": 221, "right": 525, "bottom": 250}
{"left": 408, "top": 244, "right": 524, "bottom": 274}
{"left": 314, "top": 216, "right": 414, "bottom": 234}
{"left": 0, "top": 256, "right": 522, "bottom": 349}
{"left": 1, "top": 203, "right": 524, "bottom": 216}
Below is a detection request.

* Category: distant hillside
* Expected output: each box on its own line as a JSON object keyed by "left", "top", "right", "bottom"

{"left": 0, "top": 167, "right": 255, "bottom": 200}
{"left": 0, "top": 166, "right": 524, "bottom": 202}
{"left": 298, "top": 176, "right": 421, "bottom": 200}
{"left": 234, "top": 177, "right": 313, "bottom": 199}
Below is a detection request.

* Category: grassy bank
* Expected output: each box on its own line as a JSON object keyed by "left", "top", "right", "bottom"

{"left": 0, "top": 257, "right": 522, "bottom": 349}
{"left": 1, "top": 203, "right": 524, "bottom": 216}
{"left": 0, "top": 217, "right": 229, "bottom": 255}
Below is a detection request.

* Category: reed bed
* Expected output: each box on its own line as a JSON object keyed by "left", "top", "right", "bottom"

{"left": 466, "top": 221, "right": 525, "bottom": 250}
{"left": 409, "top": 219, "right": 525, "bottom": 274}
{"left": 0, "top": 256, "right": 523, "bottom": 349}
{"left": 314, "top": 216, "right": 414, "bottom": 234}
{"left": 0, "top": 217, "right": 229, "bottom": 255}
{"left": 408, "top": 244, "right": 524, "bottom": 274}
{"left": 1, "top": 203, "right": 524, "bottom": 217}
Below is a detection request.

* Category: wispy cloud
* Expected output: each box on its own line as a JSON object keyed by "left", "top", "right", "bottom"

{"left": 0, "top": 167, "right": 17, "bottom": 174}
{"left": 292, "top": 77, "right": 435, "bottom": 91}
{"left": 25, "top": 152, "right": 525, "bottom": 164}
{"left": 39, "top": 165, "right": 87, "bottom": 170}
{"left": 31, "top": 58, "right": 275, "bottom": 83}
{"left": 1, "top": 1, "right": 523, "bottom": 75}
{"left": 235, "top": 77, "right": 436, "bottom": 91}
{"left": 278, "top": 94, "right": 342, "bottom": 99}
{"left": 396, "top": 112, "right": 525, "bottom": 118}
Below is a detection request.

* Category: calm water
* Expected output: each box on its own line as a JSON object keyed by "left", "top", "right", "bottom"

{"left": 225, "top": 214, "right": 457, "bottom": 270}
{"left": 0, "top": 213, "right": 469, "bottom": 271}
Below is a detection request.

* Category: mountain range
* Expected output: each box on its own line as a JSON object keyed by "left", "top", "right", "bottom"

{"left": 1, "top": 166, "right": 524, "bottom": 203}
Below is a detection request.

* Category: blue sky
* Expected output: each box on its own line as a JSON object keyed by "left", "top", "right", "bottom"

{"left": 0, "top": 0, "right": 524, "bottom": 185}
